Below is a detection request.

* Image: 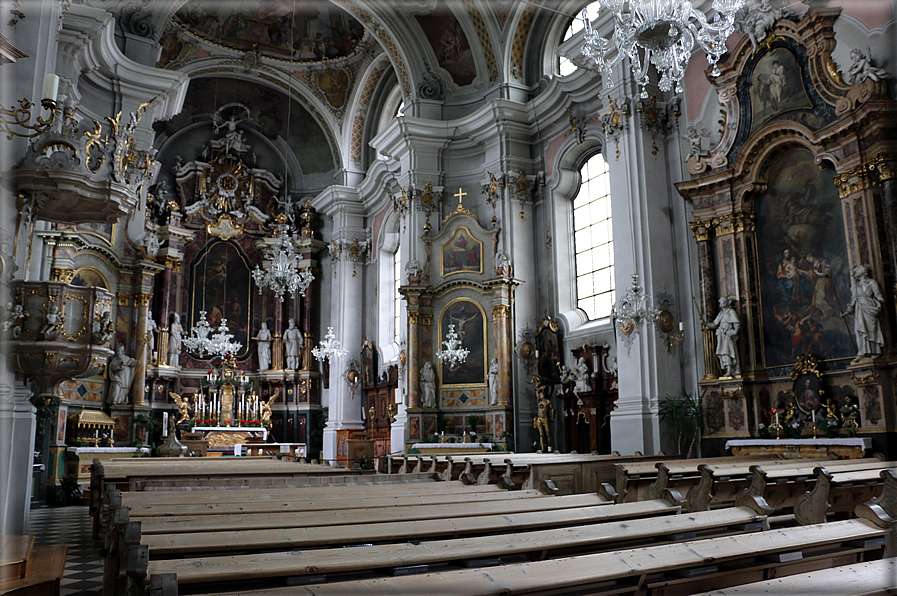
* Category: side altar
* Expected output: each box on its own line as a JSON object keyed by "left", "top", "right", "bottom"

{"left": 400, "top": 188, "right": 521, "bottom": 451}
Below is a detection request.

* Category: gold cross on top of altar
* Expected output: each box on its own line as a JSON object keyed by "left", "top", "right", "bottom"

{"left": 443, "top": 186, "right": 478, "bottom": 223}
{"left": 454, "top": 187, "right": 466, "bottom": 208}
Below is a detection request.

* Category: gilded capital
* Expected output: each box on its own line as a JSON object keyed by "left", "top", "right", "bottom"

{"left": 51, "top": 268, "right": 76, "bottom": 283}
{"left": 117, "top": 293, "right": 132, "bottom": 307}
{"left": 492, "top": 304, "right": 511, "bottom": 318}
{"left": 408, "top": 312, "right": 420, "bottom": 325}
{"left": 690, "top": 220, "right": 712, "bottom": 242}
{"left": 162, "top": 256, "right": 183, "bottom": 273}
{"left": 135, "top": 293, "right": 152, "bottom": 307}
{"left": 421, "top": 314, "right": 433, "bottom": 326}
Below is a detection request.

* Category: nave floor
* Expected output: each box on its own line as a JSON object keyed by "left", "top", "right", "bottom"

{"left": 28, "top": 505, "right": 103, "bottom": 596}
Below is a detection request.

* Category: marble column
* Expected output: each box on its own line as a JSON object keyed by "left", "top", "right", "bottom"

{"left": 491, "top": 294, "right": 513, "bottom": 406}
{"left": 691, "top": 220, "right": 720, "bottom": 381}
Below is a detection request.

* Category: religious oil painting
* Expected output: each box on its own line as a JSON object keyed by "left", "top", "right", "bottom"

{"left": 414, "top": 0, "right": 477, "bottom": 86}
{"left": 750, "top": 47, "right": 812, "bottom": 134}
{"left": 190, "top": 239, "right": 252, "bottom": 359}
{"left": 756, "top": 148, "right": 852, "bottom": 367}
{"left": 439, "top": 299, "right": 486, "bottom": 386}
{"left": 71, "top": 267, "right": 109, "bottom": 289}
{"left": 441, "top": 226, "right": 483, "bottom": 277}
{"left": 793, "top": 372, "right": 822, "bottom": 416}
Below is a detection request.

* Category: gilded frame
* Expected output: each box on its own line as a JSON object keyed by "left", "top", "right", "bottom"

{"left": 440, "top": 226, "right": 483, "bottom": 278}
{"left": 438, "top": 297, "right": 488, "bottom": 387}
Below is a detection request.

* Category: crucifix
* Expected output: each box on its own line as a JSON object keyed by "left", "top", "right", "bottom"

{"left": 454, "top": 187, "right": 466, "bottom": 208}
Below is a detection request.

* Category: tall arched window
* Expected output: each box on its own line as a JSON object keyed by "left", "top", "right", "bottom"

{"left": 574, "top": 152, "right": 614, "bottom": 319}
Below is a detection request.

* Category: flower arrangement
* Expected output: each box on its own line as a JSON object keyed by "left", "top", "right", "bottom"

{"left": 238, "top": 419, "right": 261, "bottom": 427}
{"left": 197, "top": 419, "right": 220, "bottom": 427}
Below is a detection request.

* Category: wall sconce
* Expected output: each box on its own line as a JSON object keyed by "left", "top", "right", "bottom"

{"left": 613, "top": 273, "right": 661, "bottom": 354}
{"left": 344, "top": 359, "right": 360, "bottom": 395}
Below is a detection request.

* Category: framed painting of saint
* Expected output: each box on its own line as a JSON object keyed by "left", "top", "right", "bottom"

{"left": 439, "top": 298, "right": 486, "bottom": 386}
{"left": 361, "top": 339, "right": 376, "bottom": 389}
{"left": 189, "top": 239, "right": 253, "bottom": 359}
{"left": 441, "top": 226, "right": 483, "bottom": 277}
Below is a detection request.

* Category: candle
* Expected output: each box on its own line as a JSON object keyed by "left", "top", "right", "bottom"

{"left": 679, "top": 322, "right": 684, "bottom": 332}
{"left": 775, "top": 411, "right": 779, "bottom": 425}
{"left": 152, "top": 351, "right": 158, "bottom": 363}
{"left": 162, "top": 412, "right": 169, "bottom": 436}
{"left": 811, "top": 410, "right": 815, "bottom": 423}
{"left": 42, "top": 73, "right": 59, "bottom": 102}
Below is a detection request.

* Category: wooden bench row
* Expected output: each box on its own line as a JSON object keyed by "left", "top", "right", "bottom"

{"left": 0, "top": 535, "right": 67, "bottom": 596}
{"left": 139, "top": 508, "right": 896, "bottom": 596}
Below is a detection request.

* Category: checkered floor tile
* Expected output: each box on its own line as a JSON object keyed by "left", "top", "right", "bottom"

{"left": 29, "top": 506, "right": 103, "bottom": 596}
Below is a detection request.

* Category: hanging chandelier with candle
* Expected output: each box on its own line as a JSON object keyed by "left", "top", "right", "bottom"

{"left": 252, "top": 216, "right": 314, "bottom": 302}
{"left": 581, "top": 0, "right": 744, "bottom": 98}
{"left": 436, "top": 324, "right": 469, "bottom": 369}
{"left": 312, "top": 326, "right": 348, "bottom": 362}
{"left": 183, "top": 311, "right": 243, "bottom": 358}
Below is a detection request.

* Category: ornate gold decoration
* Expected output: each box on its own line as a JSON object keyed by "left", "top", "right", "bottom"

{"left": 512, "top": 169, "right": 531, "bottom": 221}
{"left": 206, "top": 214, "right": 244, "bottom": 240}
{"left": 850, "top": 371, "right": 878, "bottom": 385}
{"left": 826, "top": 55, "right": 845, "bottom": 86}
{"left": 482, "top": 172, "right": 503, "bottom": 227}
{"left": 0, "top": 97, "right": 61, "bottom": 140}
{"left": 791, "top": 353, "right": 821, "bottom": 379}
{"left": 418, "top": 181, "right": 439, "bottom": 234}
{"left": 600, "top": 97, "right": 630, "bottom": 161}
{"left": 690, "top": 220, "right": 712, "bottom": 242}
{"left": 117, "top": 293, "right": 131, "bottom": 307}
{"left": 536, "top": 315, "right": 558, "bottom": 334}
{"left": 492, "top": 304, "right": 511, "bottom": 318}
{"left": 714, "top": 214, "right": 736, "bottom": 235}
{"left": 206, "top": 431, "right": 251, "bottom": 447}
{"left": 618, "top": 318, "right": 635, "bottom": 336}
{"left": 721, "top": 384, "right": 743, "bottom": 398}
{"left": 50, "top": 268, "right": 76, "bottom": 283}
{"left": 421, "top": 313, "right": 433, "bottom": 326}
{"left": 387, "top": 403, "right": 397, "bottom": 423}
{"left": 161, "top": 256, "right": 182, "bottom": 273}
{"left": 833, "top": 162, "right": 881, "bottom": 198}
{"left": 135, "top": 293, "right": 152, "bottom": 307}
{"left": 408, "top": 312, "right": 420, "bottom": 324}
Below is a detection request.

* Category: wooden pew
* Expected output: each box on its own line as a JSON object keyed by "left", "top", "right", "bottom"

{"left": 793, "top": 467, "right": 897, "bottom": 525}
{"left": 135, "top": 493, "right": 612, "bottom": 535}
{"left": 142, "top": 505, "right": 769, "bottom": 595}
{"left": 0, "top": 538, "right": 67, "bottom": 596}
{"left": 612, "top": 455, "right": 829, "bottom": 503}
{"left": 107, "top": 492, "right": 683, "bottom": 594}
{"left": 182, "top": 511, "right": 894, "bottom": 596}
{"left": 125, "top": 488, "right": 550, "bottom": 518}
{"left": 694, "top": 558, "right": 897, "bottom": 596}
{"left": 686, "top": 458, "right": 895, "bottom": 513}
{"left": 733, "top": 463, "right": 897, "bottom": 521}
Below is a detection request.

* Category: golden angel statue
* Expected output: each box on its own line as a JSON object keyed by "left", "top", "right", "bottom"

{"left": 169, "top": 391, "right": 191, "bottom": 424}
{"left": 260, "top": 388, "right": 280, "bottom": 426}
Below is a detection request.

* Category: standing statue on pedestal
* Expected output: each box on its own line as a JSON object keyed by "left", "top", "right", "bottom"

{"left": 283, "top": 318, "right": 302, "bottom": 370}
{"left": 146, "top": 310, "right": 158, "bottom": 364}
{"left": 420, "top": 361, "right": 437, "bottom": 408}
{"left": 533, "top": 384, "right": 554, "bottom": 452}
{"left": 255, "top": 322, "right": 272, "bottom": 371}
{"left": 487, "top": 357, "right": 499, "bottom": 405}
{"left": 842, "top": 265, "right": 884, "bottom": 362}
{"left": 573, "top": 356, "right": 590, "bottom": 394}
{"left": 107, "top": 344, "right": 138, "bottom": 405}
{"left": 706, "top": 297, "right": 741, "bottom": 377}
{"left": 168, "top": 313, "right": 183, "bottom": 367}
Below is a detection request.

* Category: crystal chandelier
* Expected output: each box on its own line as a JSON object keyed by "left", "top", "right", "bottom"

{"left": 581, "top": 0, "right": 744, "bottom": 98}
{"left": 252, "top": 221, "right": 314, "bottom": 302}
{"left": 612, "top": 273, "right": 662, "bottom": 353}
{"left": 436, "top": 324, "right": 469, "bottom": 369}
{"left": 184, "top": 311, "right": 242, "bottom": 358}
{"left": 312, "top": 326, "right": 348, "bottom": 362}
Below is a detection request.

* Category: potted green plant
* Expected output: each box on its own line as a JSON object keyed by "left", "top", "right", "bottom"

{"left": 658, "top": 391, "right": 704, "bottom": 458}
{"left": 55, "top": 474, "right": 83, "bottom": 507}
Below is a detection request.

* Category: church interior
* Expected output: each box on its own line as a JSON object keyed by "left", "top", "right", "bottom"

{"left": 1, "top": 0, "right": 896, "bottom": 594}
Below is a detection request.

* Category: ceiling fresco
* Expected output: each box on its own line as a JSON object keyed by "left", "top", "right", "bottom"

{"left": 172, "top": 1, "right": 365, "bottom": 61}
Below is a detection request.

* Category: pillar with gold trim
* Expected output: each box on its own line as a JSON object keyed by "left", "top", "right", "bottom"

{"left": 691, "top": 220, "right": 720, "bottom": 381}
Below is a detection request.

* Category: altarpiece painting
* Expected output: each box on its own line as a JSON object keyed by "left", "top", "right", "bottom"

{"left": 439, "top": 298, "right": 486, "bottom": 386}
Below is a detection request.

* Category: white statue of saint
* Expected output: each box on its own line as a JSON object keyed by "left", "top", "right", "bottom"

{"left": 842, "top": 265, "right": 884, "bottom": 362}
{"left": 146, "top": 310, "right": 158, "bottom": 363}
{"left": 573, "top": 356, "right": 590, "bottom": 394}
{"left": 420, "top": 361, "right": 436, "bottom": 408}
{"left": 706, "top": 297, "right": 741, "bottom": 377}
{"left": 283, "top": 318, "right": 303, "bottom": 370}
{"left": 487, "top": 357, "right": 499, "bottom": 405}
{"left": 168, "top": 313, "right": 183, "bottom": 367}
{"left": 108, "top": 344, "right": 138, "bottom": 405}
{"left": 256, "top": 322, "right": 272, "bottom": 371}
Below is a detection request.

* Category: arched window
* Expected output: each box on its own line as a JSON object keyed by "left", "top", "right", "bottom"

{"left": 574, "top": 152, "right": 614, "bottom": 320}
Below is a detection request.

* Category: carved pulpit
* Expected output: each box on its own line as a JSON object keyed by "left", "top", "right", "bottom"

{"left": 559, "top": 342, "right": 618, "bottom": 454}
